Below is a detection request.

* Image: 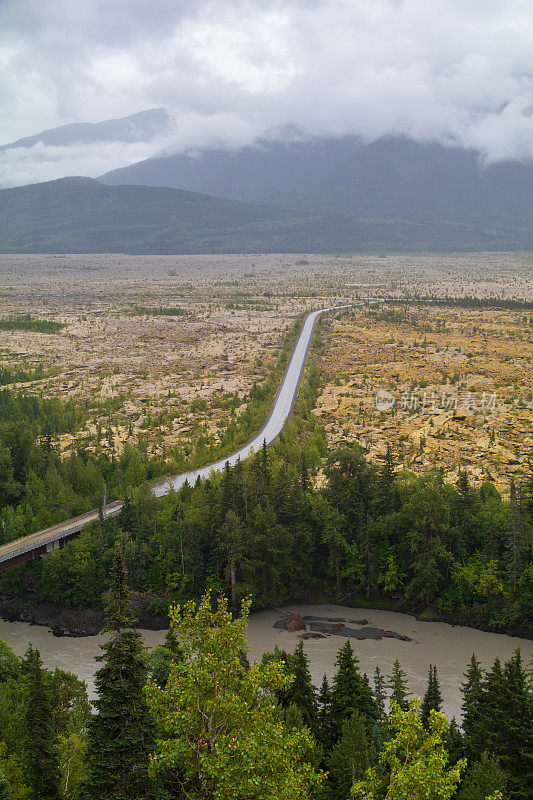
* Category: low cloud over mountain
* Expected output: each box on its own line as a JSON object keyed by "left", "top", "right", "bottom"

{"left": 0, "top": 109, "right": 173, "bottom": 188}
{"left": 2, "top": 1, "right": 533, "bottom": 188}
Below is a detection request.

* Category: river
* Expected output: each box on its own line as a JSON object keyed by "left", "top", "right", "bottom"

{"left": 0, "top": 603, "right": 530, "bottom": 721}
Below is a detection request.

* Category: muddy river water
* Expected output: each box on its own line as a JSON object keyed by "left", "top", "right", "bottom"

{"left": 0, "top": 603, "right": 530, "bottom": 721}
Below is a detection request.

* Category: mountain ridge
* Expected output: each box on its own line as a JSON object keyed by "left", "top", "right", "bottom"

{"left": 1, "top": 176, "right": 532, "bottom": 254}
{"left": 99, "top": 135, "right": 533, "bottom": 226}
{"left": 0, "top": 108, "right": 172, "bottom": 151}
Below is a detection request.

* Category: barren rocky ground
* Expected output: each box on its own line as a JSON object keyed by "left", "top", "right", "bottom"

{"left": 0, "top": 251, "right": 531, "bottom": 489}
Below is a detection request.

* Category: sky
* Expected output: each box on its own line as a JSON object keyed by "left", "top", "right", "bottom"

{"left": 2, "top": 0, "right": 533, "bottom": 185}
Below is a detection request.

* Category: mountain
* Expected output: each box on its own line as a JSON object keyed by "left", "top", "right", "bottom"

{"left": 100, "top": 135, "right": 533, "bottom": 226}
{"left": 1, "top": 176, "right": 531, "bottom": 254}
{"left": 0, "top": 108, "right": 172, "bottom": 151}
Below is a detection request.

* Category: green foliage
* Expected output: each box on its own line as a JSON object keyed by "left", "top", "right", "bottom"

{"left": 352, "top": 700, "right": 466, "bottom": 800}
{"left": 0, "top": 643, "right": 20, "bottom": 684}
{"left": 387, "top": 659, "right": 410, "bottom": 711}
{"left": 281, "top": 642, "right": 319, "bottom": 735}
{"left": 146, "top": 593, "right": 323, "bottom": 800}
{"left": 24, "top": 646, "right": 62, "bottom": 800}
{"left": 79, "top": 548, "right": 155, "bottom": 800}
{"left": 0, "top": 770, "right": 13, "bottom": 800}
{"left": 1, "top": 365, "right": 530, "bottom": 631}
{"left": 329, "top": 641, "right": 378, "bottom": 742}
{"left": 129, "top": 305, "right": 185, "bottom": 316}
{"left": 0, "top": 364, "right": 58, "bottom": 387}
{"left": 326, "top": 711, "right": 370, "bottom": 800}
{"left": 457, "top": 752, "right": 507, "bottom": 800}
{"left": 0, "top": 315, "right": 65, "bottom": 334}
{"left": 421, "top": 665, "right": 443, "bottom": 727}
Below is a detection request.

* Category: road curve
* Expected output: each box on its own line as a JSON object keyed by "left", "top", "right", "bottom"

{"left": 0, "top": 303, "right": 352, "bottom": 568}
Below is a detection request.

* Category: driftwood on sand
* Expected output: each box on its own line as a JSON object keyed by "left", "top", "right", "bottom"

{"left": 273, "top": 614, "right": 413, "bottom": 643}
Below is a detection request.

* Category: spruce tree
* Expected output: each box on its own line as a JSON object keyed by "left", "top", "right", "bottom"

{"left": 330, "top": 641, "right": 377, "bottom": 740}
{"left": 373, "top": 665, "right": 387, "bottom": 724}
{"left": 496, "top": 648, "right": 532, "bottom": 799}
{"left": 446, "top": 717, "right": 465, "bottom": 767}
{"left": 283, "top": 642, "right": 318, "bottom": 735}
{"left": 326, "top": 711, "right": 370, "bottom": 800}
{"left": 457, "top": 751, "right": 507, "bottom": 800}
{"left": 476, "top": 657, "right": 506, "bottom": 762}
{"left": 24, "top": 646, "right": 62, "bottom": 800}
{"left": 461, "top": 654, "right": 485, "bottom": 760}
{"left": 317, "top": 674, "right": 334, "bottom": 751}
{"left": 360, "top": 672, "right": 379, "bottom": 726}
{"left": 78, "top": 546, "right": 155, "bottom": 800}
{"left": 421, "top": 664, "right": 443, "bottom": 726}
{"left": 387, "top": 658, "right": 410, "bottom": 711}
{"left": 0, "top": 771, "right": 12, "bottom": 800}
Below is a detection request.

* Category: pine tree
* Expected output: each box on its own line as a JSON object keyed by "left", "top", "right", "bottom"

{"left": 24, "top": 646, "right": 62, "bottom": 800}
{"left": 330, "top": 641, "right": 377, "bottom": 741}
{"left": 387, "top": 658, "right": 410, "bottom": 711}
{"left": 373, "top": 665, "right": 387, "bottom": 723}
{"left": 421, "top": 664, "right": 443, "bottom": 726}
{"left": 326, "top": 711, "right": 370, "bottom": 800}
{"left": 78, "top": 546, "right": 155, "bottom": 800}
{"left": 461, "top": 654, "right": 485, "bottom": 760}
{"left": 283, "top": 642, "right": 318, "bottom": 734}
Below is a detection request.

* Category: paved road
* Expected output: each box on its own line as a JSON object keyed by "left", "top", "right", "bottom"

{"left": 0, "top": 303, "right": 351, "bottom": 567}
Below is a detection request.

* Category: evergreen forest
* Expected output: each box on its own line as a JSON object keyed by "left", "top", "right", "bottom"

{"left": 0, "top": 564, "right": 529, "bottom": 799}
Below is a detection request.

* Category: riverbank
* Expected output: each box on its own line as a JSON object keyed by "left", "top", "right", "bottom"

{"left": 0, "top": 602, "right": 530, "bottom": 720}
{"left": 0, "top": 591, "right": 530, "bottom": 639}
{"left": 0, "top": 594, "right": 168, "bottom": 637}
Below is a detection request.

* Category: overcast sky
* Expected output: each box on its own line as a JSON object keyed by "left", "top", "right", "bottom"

{"left": 2, "top": 0, "right": 533, "bottom": 185}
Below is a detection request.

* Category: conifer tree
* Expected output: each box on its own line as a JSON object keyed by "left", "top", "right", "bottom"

{"left": 0, "top": 771, "right": 12, "bottom": 800}
{"left": 446, "top": 717, "right": 465, "bottom": 767}
{"left": 494, "top": 648, "right": 532, "bottom": 799}
{"left": 421, "top": 664, "right": 443, "bottom": 726}
{"left": 326, "top": 711, "right": 370, "bottom": 800}
{"left": 387, "top": 658, "right": 410, "bottom": 711}
{"left": 317, "top": 674, "right": 334, "bottom": 751}
{"left": 117, "top": 491, "right": 140, "bottom": 537}
{"left": 360, "top": 672, "right": 379, "bottom": 725}
{"left": 283, "top": 642, "right": 318, "bottom": 735}
{"left": 330, "top": 641, "right": 377, "bottom": 740}
{"left": 24, "top": 645, "right": 62, "bottom": 800}
{"left": 476, "top": 657, "right": 506, "bottom": 762}
{"left": 373, "top": 665, "right": 387, "bottom": 723}
{"left": 78, "top": 546, "right": 155, "bottom": 800}
{"left": 457, "top": 752, "right": 507, "bottom": 800}
{"left": 461, "top": 654, "right": 485, "bottom": 760}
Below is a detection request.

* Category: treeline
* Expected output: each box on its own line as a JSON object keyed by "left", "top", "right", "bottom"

{"left": 2, "top": 423, "right": 530, "bottom": 633}
{"left": 0, "top": 314, "right": 65, "bottom": 333}
{"left": 402, "top": 296, "right": 533, "bottom": 311}
{"left": 0, "top": 363, "right": 58, "bottom": 387}
{"left": 0, "top": 565, "right": 529, "bottom": 799}
{"left": 129, "top": 306, "right": 185, "bottom": 316}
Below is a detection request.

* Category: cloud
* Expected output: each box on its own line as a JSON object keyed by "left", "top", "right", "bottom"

{"left": 1, "top": 0, "right": 533, "bottom": 186}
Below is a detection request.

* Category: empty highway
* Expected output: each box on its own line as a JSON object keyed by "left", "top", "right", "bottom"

{"left": 0, "top": 303, "right": 356, "bottom": 570}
